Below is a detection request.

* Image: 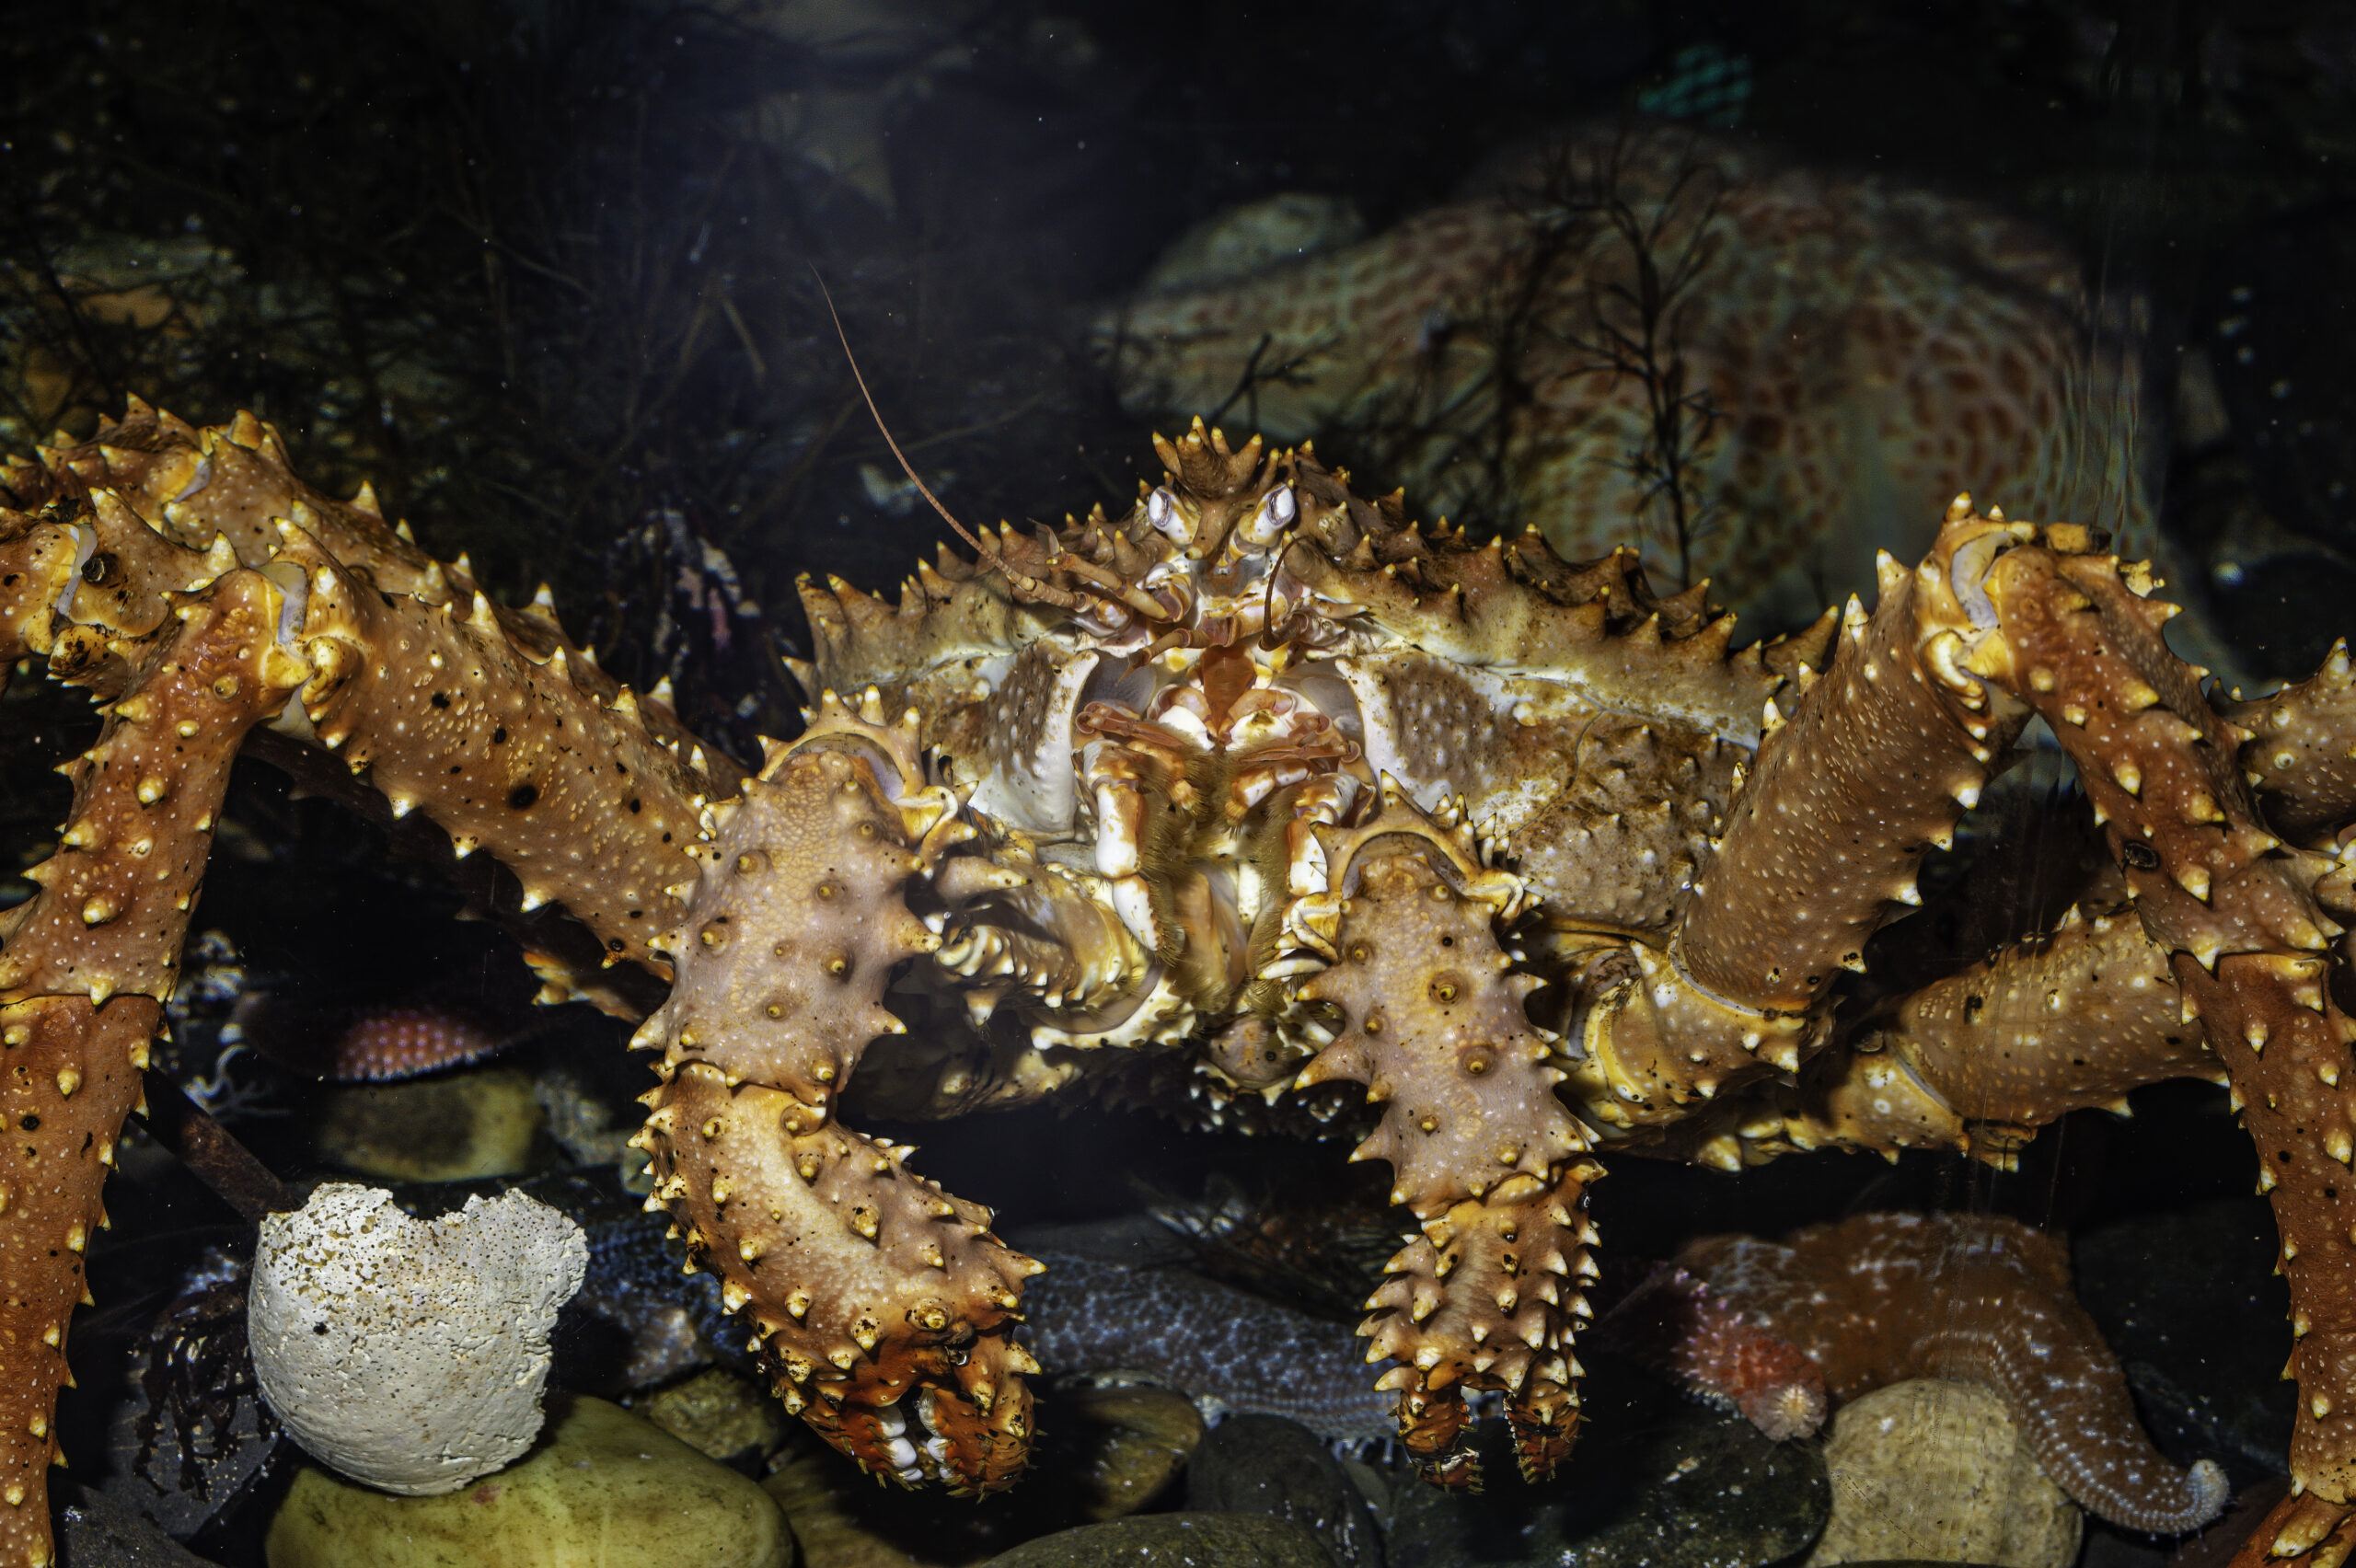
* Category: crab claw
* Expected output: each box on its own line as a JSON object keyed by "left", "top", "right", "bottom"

{"left": 792, "top": 1388, "right": 917, "bottom": 1482}
{"left": 1381, "top": 1313, "right": 1582, "bottom": 1490}
{"left": 1359, "top": 1171, "right": 1598, "bottom": 1491}
{"left": 642, "top": 1066, "right": 1042, "bottom": 1492}
{"left": 1504, "top": 1381, "right": 1581, "bottom": 1482}
{"left": 768, "top": 1328, "right": 1035, "bottom": 1493}
{"left": 1392, "top": 1378, "right": 1482, "bottom": 1490}
{"left": 916, "top": 1337, "right": 1040, "bottom": 1494}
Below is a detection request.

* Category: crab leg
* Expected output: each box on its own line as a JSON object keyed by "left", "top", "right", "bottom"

{"left": 2224, "top": 641, "right": 2356, "bottom": 849}
{"left": 271, "top": 524, "right": 717, "bottom": 975}
{"left": 1671, "top": 501, "right": 2356, "bottom": 1559}
{"left": 0, "top": 514, "right": 82, "bottom": 672}
{"left": 1914, "top": 519, "right": 2356, "bottom": 1563}
{"left": 214, "top": 478, "right": 1051, "bottom": 1483}
{"left": 1603, "top": 551, "right": 2032, "bottom": 1122}
{"left": 1287, "top": 792, "right": 1600, "bottom": 1485}
{"left": 8, "top": 410, "right": 1054, "bottom": 1503}
{"left": 1653, "top": 904, "right": 2223, "bottom": 1170}
{"left": 634, "top": 692, "right": 1043, "bottom": 1493}
{"left": 0, "top": 568, "right": 304, "bottom": 1567}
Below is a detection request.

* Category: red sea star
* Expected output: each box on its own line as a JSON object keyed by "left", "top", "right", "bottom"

{"left": 1675, "top": 1211, "right": 2228, "bottom": 1536}
{"left": 1594, "top": 1262, "right": 1829, "bottom": 1441}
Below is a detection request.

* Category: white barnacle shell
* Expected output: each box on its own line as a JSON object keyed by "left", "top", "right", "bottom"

{"left": 248, "top": 1183, "right": 588, "bottom": 1494}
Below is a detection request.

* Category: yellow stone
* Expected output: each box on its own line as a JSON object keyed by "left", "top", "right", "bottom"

{"left": 266, "top": 1395, "right": 790, "bottom": 1568}
{"left": 638, "top": 1369, "right": 788, "bottom": 1467}
{"left": 315, "top": 1066, "right": 542, "bottom": 1182}
{"left": 1060, "top": 1382, "right": 1206, "bottom": 1522}
{"left": 1805, "top": 1378, "right": 2079, "bottom": 1568}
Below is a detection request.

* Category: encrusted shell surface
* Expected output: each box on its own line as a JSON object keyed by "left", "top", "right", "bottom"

{"left": 248, "top": 1182, "right": 588, "bottom": 1495}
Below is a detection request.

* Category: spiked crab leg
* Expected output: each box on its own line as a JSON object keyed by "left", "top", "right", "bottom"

{"left": 633, "top": 693, "right": 1043, "bottom": 1492}
{"left": 1281, "top": 787, "right": 1601, "bottom": 1485}
{"left": 1651, "top": 503, "right": 2356, "bottom": 1562}
{"left": 2, "top": 405, "right": 1058, "bottom": 1539}
{"left": 0, "top": 568, "right": 305, "bottom": 1567}
{"left": 1932, "top": 525, "right": 2356, "bottom": 1567}
{"left": 1656, "top": 901, "right": 2223, "bottom": 1170}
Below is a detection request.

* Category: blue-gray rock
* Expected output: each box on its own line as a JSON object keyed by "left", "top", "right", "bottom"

{"left": 57, "top": 1489, "right": 224, "bottom": 1566}
{"left": 1186, "top": 1414, "right": 1383, "bottom": 1568}
{"left": 1386, "top": 1354, "right": 1826, "bottom": 1568}
{"left": 978, "top": 1513, "right": 1334, "bottom": 1568}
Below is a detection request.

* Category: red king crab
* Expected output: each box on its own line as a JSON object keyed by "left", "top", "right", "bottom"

{"left": 3, "top": 399, "right": 2356, "bottom": 1567}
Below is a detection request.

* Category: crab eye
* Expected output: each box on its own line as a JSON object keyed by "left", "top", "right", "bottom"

{"left": 1238, "top": 485, "right": 1297, "bottom": 548}
{"left": 1147, "top": 488, "right": 1188, "bottom": 543}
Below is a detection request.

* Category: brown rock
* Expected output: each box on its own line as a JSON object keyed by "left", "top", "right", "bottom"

{"left": 640, "top": 1369, "right": 791, "bottom": 1470}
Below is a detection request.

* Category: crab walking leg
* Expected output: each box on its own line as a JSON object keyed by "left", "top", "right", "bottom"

{"left": 0, "top": 998, "right": 147, "bottom": 1563}
{"left": 3, "top": 404, "right": 742, "bottom": 795}
{"left": 1855, "top": 514, "right": 2356, "bottom": 1563}
{"left": 273, "top": 525, "right": 717, "bottom": 974}
{"left": 1631, "top": 553, "right": 2028, "bottom": 1101}
{"left": 1657, "top": 905, "right": 2224, "bottom": 1170}
{"left": 6, "top": 400, "right": 440, "bottom": 604}
{"left": 1289, "top": 806, "right": 1600, "bottom": 1487}
{"left": 1576, "top": 549, "right": 2027, "bottom": 1132}
{"left": 0, "top": 571, "right": 303, "bottom": 1567}
{"left": 4, "top": 408, "right": 740, "bottom": 996}
{"left": 1872, "top": 905, "right": 2221, "bottom": 1126}
{"left": 636, "top": 694, "right": 1042, "bottom": 1493}
{"left": 0, "top": 515, "right": 80, "bottom": 672}
{"left": 1954, "top": 535, "right": 2356, "bottom": 1458}
{"left": 2224, "top": 640, "right": 2356, "bottom": 848}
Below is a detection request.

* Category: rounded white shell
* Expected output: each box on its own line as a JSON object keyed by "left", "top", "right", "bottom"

{"left": 248, "top": 1182, "right": 588, "bottom": 1495}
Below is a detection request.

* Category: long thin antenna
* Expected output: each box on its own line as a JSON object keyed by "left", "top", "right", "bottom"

{"left": 812, "top": 269, "right": 1091, "bottom": 613}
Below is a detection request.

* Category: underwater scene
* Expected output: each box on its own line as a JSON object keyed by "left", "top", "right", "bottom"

{"left": 8, "top": 1, "right": 2356, "bottom": 1565}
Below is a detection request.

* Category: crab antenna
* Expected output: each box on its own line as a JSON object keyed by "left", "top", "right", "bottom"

{"left": 813, "top": 270, "right": 1089, "bottom": 612}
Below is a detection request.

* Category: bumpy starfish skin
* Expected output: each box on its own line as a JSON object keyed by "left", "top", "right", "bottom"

{"left": 1592, "top": 1262, "right": 1827, "bottom": 1441}
{"left": 8, "top": 394, "right": 2356, "bottom": 1559}
{"left": 1099, "top": 127, "right": 2135, "bottom": 624}
{"left": 1679, "top": 1213, "right": 2227, "bottom": 1536}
